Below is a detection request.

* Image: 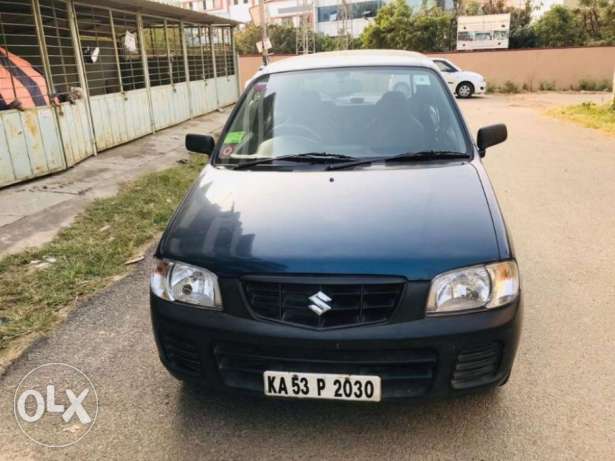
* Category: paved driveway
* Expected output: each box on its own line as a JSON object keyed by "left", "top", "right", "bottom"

{"left": 1, "top": 93, "right": 614, "bottom": 460}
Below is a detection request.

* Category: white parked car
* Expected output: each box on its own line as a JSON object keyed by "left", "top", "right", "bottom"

{"left": 431, "top": 58, "right": 486, "bottom": 98}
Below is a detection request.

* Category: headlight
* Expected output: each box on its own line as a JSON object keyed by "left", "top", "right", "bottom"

{"left": 151, "top": 259, "right": 222, "bottom": 310}
{"left": 426, "top": 261, "right": 519, "bottom": 315}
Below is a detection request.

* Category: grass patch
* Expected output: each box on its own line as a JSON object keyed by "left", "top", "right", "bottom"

{"left": 547, "top": 102, "right": 615, "bottom": 135}
{"left": 0, "top": 156, "right": 207, "bottom": 353}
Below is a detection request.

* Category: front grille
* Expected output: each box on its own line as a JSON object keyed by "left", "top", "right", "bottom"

{"left": 451, "top": 342, "right": 502, "bottom": 389}
{"left": 242, "top": 279, "right": 404, "bottom": 328}
{"left": 214, "top": 342, "right": 437, "bottom": 398}
{"left": 160, "top": 329, "right": 202, "bottom": 376}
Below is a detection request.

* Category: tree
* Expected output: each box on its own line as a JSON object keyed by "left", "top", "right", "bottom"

{"left": 361, "top": 0, "right": 454, "bottom": 51}
{"left": 234, "top": 24, "right": 263, "bottom": 55}
{"left": 234, "top": 24, "right": 300, "bottom": 55}
{"left": 508, "top": 1, "right": 537, "bottom": 48}
{"left": 269, "top": 25, "right": 297, "bottom": 53}
{"left": 409, "top": 8, "right": 456, "bottom": 52}
{"left": 533, "top": 5, "right": 586, "bottom": 47}
{"left": 235, "top": 23, "right": 339, "bottom": 55}
{"left": 575, "top": 0, "right": 615, "bottom": 45}
{"left": 361, "top": 0, "right": 414, "bottom": 49}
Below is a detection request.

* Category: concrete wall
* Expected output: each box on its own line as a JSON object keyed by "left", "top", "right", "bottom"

{"left": 429, "top": 47, "right": 615, "bottom": 90}
{"left": 239, "top": 55, "right": 292, "bottom": 89}
{"left": 239, "top": 47, "right": 615, "bottom": 91}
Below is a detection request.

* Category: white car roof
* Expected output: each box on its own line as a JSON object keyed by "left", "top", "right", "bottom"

{"left": 257, "top": 50, "right": 438, "bottom": 76}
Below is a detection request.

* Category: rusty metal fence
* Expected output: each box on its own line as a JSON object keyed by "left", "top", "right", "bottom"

{"left": 0, "top": 0, "right": 238, "bottom": 188}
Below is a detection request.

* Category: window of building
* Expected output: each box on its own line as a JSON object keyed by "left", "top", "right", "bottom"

{"left": 317, "top": 1, "right": 383, "bottom": 23}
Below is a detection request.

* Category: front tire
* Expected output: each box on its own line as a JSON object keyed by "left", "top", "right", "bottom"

{"left": 456, "top": 82, "right": 474, "bottom": 99}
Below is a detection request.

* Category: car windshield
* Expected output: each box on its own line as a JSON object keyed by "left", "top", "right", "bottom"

{"left": 214, "top": 66, "right": 470, "bottom": 167}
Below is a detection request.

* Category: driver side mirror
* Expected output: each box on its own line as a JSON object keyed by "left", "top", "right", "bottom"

{"left": 477, "top": 124, "right": 507, "bottom": 157}
{"left": 185, "top": 134, "right": 215, "bottom": 155}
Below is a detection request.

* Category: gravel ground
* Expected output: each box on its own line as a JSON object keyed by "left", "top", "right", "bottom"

{"left": 0, "top": 92, "right": 614, "bottom": 460}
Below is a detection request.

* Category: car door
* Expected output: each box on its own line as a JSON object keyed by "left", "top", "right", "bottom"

{"left": 433, "top": 60, "right": 458, "bottom": 93}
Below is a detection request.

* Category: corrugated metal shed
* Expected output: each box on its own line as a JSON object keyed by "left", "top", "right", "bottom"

{"left": 0, "top": 0, "right": 240, "bottom": 188}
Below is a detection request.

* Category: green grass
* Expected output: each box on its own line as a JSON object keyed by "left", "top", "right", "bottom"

{"left": 547, "top": 102, "right": 615, "bottom": 135}
{"left": 0, "top": 156, "right": 207, "bottom": 353}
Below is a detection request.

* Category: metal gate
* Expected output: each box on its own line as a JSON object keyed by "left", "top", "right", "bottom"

{"left": 74, "top": 3, "right": 152, "bottom": 151}
{"left": 142, "top": 16, "right": 190, "bottom": 131}
{"left": 185, "top": 24, "right": 218, "bottom": 116}
{"left": 0, "top": 0, "right": 67, "bottom": 187}
{"left": 214, "top": 26, "right": 237, "bottom": 107}
{"left": 40, "top": 0, "right": 96, "bottom": 166}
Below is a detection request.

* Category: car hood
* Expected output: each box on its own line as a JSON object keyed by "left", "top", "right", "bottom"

{"left": 458, "top": 71, "right": 484, "bottom": 81}
{"left": 159, "top": 163, "right": 500, "bottom": 280}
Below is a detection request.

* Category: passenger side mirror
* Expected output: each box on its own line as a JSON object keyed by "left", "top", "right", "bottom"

{"left": 477, "top": 124, "right": 507, "bottom": 157}
{"left": 185, "top": 134, "right": 215, "bottom": 155}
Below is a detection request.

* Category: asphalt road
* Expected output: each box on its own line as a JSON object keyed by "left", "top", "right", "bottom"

{"left": 1, "top": 93, "right": 614, "bottom": 460}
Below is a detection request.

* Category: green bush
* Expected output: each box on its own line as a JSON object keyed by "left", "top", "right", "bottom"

{"left": 539, "top": 81, "right": 556, "bottom": 91}
{"left": 578, "top": 79, "right": 597, "bottom": 91}
{"left": 577, "top": 79, "right": 613, "bottom": 92}
{"left": 500, "top": 81, "right": 521, "bottom": 94}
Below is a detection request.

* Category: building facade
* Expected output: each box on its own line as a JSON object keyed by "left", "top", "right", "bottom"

{"left": 181, "top": 0, "right": 255, "bottom": 23}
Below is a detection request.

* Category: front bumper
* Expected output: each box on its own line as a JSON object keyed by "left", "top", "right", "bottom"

{"left": 151, "top": 294, "right": 522, "bottom": 400}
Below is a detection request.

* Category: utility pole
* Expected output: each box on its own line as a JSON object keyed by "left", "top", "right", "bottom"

{"left": 296, "top": 0, "right": 314, "bottom": 54}
{"left": 258, "top": 0, "right": 269, "bottom": 64}
{"left": 336, "top": 0, "right": 350, "bottom": 50}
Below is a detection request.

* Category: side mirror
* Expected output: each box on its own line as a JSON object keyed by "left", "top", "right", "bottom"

{"left": 185, "top": 134, "right": 215, "bottom": 155}
{"left": 477, "top": 124, "right": 507, "bottom": 157}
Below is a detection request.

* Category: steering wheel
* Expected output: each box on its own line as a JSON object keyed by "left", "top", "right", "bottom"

{"left": 274, "top": 123, "right": 322, "bottom": 142}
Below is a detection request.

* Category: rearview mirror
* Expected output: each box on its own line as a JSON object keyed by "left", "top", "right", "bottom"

{"left": 185, "top": 134, "right": 215, "bottom": 155}
{"left": 477, "top": 124, "right": 507, "bottom": 157}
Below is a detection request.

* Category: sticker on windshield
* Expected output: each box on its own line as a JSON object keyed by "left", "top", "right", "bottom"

{"left": 220, "top": 145, "right": 235, "bottom": 158}
{"left": 224, "top": 131, "right": 245, "bottom": 144}
{"left": 413, "top": 74, "right": 431, "bottom": 86}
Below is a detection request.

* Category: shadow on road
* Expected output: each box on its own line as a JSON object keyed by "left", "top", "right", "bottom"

{"left": 174, "top": 381, "right": 507, "bottom": 445}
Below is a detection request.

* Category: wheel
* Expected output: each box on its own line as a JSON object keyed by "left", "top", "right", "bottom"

{"left": 456, "top": 81, "right": 474, "bottom": 99}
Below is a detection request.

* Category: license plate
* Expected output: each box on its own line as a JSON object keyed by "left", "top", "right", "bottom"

{"left": 263, "top": 371, "right": 381, "bottom": 402}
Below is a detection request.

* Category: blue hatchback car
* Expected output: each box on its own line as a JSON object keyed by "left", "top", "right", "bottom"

{"left": 150, "top": 50, "right": 521, "bottom": 402}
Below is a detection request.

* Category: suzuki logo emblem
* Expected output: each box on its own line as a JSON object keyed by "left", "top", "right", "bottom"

{"left": 308, "top": 291, "right": 332, "bottom": 316}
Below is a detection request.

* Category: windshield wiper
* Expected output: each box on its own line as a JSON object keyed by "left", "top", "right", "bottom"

{"left": 326, "top": 150, "right": 470, "bottom": 171}
{"left": 230, "top": 152, "right": 357, "bottom": 170}
{"left": 385, "top": 150, "right": 470, "bottom": 162}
